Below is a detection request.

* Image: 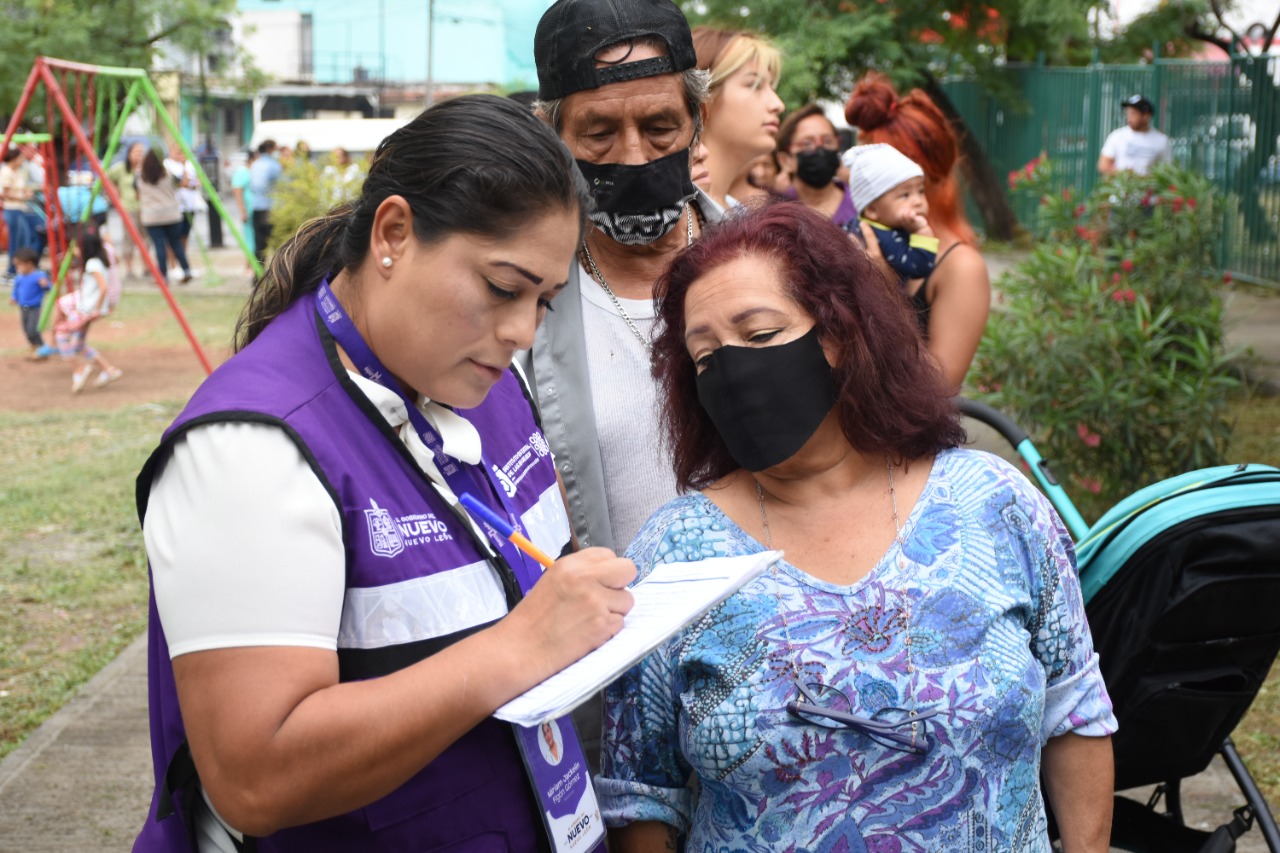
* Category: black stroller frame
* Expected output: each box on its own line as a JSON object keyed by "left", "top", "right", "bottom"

{"left": 959, "top": 397, "right": 1280, "bottom": 853}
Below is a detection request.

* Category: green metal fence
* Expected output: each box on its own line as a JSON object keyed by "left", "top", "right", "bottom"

{"left": 942, "top": 55, "right": 1280, "bottom": 285}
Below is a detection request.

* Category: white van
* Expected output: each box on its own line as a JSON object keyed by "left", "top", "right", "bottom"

{"left": 248, "top": 118, "right": 410, "bottom": 158}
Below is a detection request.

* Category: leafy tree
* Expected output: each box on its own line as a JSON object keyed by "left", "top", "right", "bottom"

{"left": 0, "top": 0, "right": 255, "bottom": 118}
{"left": 1095, "top": 0, "right": 1212, "bottom": 63}
{"left": 684, "top": 0, "right": 1106, "bottom": 239}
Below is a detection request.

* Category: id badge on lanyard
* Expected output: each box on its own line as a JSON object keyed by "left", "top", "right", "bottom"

{"left": 514, "top": 719, "right": 606, "bottom": 852}
{"left": 314, "top": 281, "right": 604, "bottom": 852}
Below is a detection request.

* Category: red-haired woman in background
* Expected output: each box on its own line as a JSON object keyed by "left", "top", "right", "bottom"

{"left": 845, "top": 72, "right": 990, "bottom": 391}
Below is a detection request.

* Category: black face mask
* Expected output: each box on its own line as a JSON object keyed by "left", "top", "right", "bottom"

{"left": 695, "top": 327, "right": 838, "bottom": 472}
{"left": 575, "top": 148, "right": 698, "bottom": 245}
{"left": 794, "top": 148, "right": 840, "bottom": 189}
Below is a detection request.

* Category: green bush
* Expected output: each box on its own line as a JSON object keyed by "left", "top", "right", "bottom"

{"left": 266, "top": 153, "right": 369, "bottom": 256}
{"left": 974, "top": 159, "right": 1239, "bottom": 520}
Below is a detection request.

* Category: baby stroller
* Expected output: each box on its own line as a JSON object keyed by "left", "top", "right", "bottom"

{"left": 958, "top": 398, "right": 1280, "bottom": 853}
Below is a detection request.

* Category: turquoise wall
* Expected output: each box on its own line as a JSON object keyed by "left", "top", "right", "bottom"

{"left": 236, "top": 0, "right": 552, "bottom": 87}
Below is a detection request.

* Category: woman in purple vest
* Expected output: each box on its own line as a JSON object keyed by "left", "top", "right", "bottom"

{"left": 134, "top": 96, "right": 636, "bottom": 851}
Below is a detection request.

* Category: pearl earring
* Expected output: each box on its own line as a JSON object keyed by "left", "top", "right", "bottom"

{"left": 381, "top": 257, "right": 393, "bottom": 268}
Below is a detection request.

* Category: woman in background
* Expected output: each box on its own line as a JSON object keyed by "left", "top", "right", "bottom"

{"left": 775, "top": 104, "right": 858, "bottom": 229}
{"left": 846, "top": 72, "right": 990, "bottom": 390}
{"left": 691, "top": 27, "right": 784, "bottom": 212}
{"left": 136, "top": 149, "right": 192, "bottom": 284}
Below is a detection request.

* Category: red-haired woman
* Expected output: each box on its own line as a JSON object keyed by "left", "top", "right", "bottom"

{"left": 598, "top": 202, "right": 1115, "bottom": 853}
{"left": 845, "top": 72, "right": 990, "bottom": 391}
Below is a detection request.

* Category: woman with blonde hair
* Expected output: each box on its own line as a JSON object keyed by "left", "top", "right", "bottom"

{"left": 845, "top": 72, "right": 990, "bottom": 390}
{"left": 691, "top": 27, "right": 784, "bottom": 211}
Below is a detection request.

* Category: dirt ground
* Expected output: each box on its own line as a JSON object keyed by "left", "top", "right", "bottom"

{"left": 0, "top": 290, "right": 236, "bottom": 414}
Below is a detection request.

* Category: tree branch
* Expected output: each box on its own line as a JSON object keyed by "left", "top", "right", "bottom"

{"left": 1185, "top": 19, "right": 1233, "bottom": 54}
{"left": 1206, "top": 0, "right": 1245, "bottom": 49}
{"left": 121, "top": 17, "right": 197, "bottom": 49}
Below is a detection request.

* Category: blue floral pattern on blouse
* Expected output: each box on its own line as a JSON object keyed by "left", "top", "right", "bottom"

{"left": 598, "top": 449, "right": 1116, "bottom": 853}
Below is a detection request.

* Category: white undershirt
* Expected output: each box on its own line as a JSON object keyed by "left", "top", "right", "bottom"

{"left": 578, "top": 263, "right": 678, "bottom": 550}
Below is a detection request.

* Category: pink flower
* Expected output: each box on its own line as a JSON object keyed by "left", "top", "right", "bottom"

{"left": 1121, "top": 259, "right": 1134, "bottom": 273}
{"left": 1112, "top": 273, "right": 1123, "bottom": 286}
{"left": 1079, "top": 477, "right": 1103, "bottom": 495}
{"left": 1074, "top": 204, "right": 1086, "bottom": 217}
{"left": 1076, "top": 423, "right": 1102, "bottom": 447}
{"left": 1187, "top": 197, "right": 1197, "bottom": 210}
{"left": 1223, "top": 272, "right": 1233, "bottom": 284}
{"left": 1124, "top": 289, "right": 1137, "bottom": 303}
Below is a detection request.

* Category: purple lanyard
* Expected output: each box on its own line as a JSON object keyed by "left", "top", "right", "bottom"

{"left": 313, "top": 280, "right": 541, "bottom": 593}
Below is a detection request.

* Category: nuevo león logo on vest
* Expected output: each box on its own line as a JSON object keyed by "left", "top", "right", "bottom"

{"left": 364, "top": 498, "right": 456, "bottom": 558}
{"left": 365, "top": 499, "right": 406, "bottom": 557}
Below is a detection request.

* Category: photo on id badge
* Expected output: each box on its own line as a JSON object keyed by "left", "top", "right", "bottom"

{"left": 539, "top": 719, "right": 564, "bottom": 766}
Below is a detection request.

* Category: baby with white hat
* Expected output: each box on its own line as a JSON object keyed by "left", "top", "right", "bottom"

{"left": 843, "top": 143, "right": 940, "bottom": 284}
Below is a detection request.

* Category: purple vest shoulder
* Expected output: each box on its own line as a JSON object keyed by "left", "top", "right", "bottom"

{"left": 133, "top": 297, "right": 566, "bottom": 852}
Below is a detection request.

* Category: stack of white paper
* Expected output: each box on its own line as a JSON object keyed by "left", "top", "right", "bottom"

{"left": 494, "top": 550, "right": 781, "bottom": 727}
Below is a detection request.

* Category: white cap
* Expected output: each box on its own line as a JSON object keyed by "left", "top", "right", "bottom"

{"left": 844, "top": 143, "right": 924, "bottom": 212}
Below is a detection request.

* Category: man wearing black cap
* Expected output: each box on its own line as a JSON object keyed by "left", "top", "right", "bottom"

{"left": 1098, "top": 94, "right": 1172, "bottom": 177}
{"left": 523, "top": 0, "right": 715, "bottom": 553}
{"left": 520, "top": 0, "right": 715, "bottom": 778}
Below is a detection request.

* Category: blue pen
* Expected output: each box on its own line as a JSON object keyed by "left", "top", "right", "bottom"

{"left": 459, "top": 492, "right": 556, "bottom": 569}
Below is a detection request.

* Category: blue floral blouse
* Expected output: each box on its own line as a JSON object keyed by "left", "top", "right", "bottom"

{"left": 598, "top": 448, "right": 1116, "bottom": 852}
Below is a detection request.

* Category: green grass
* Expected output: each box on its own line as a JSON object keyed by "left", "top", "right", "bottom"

{"left": 0, "top": 287, "right": 245, "bottom": 759}
{"left": 0, "top": 403, "right": 180, "bottom": 758}
{"left": 97, "top": 290, "right": 247, "bottom": 354}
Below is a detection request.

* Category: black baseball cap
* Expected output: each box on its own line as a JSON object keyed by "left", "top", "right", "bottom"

{"left": 534, "top": 0, "right": 697, "bottom": 101}
{"left": 1121, "top": 94, "right": 1154, "bottom": 114}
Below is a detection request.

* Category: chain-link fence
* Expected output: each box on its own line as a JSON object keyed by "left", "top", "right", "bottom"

{"left": 943, "top": 55, "right": 1280, "bottom": 285}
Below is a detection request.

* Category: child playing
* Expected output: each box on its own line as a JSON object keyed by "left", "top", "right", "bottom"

{"left": 9, "top": 247, "right": 51, "bottom": 359}
{"left": 55, "top": 231, "right": 123, "bottom": 393}
{"left": 844, "top": 143, "right": 940, "bottom": 284}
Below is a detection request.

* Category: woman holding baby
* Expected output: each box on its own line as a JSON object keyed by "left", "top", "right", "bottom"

{"left": 845, "top": 72, "right": 990, "bottom": 391}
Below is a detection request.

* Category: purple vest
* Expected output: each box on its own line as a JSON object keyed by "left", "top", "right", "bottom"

{"left": 133, "top": 297, "right": 569, "bottom": 852}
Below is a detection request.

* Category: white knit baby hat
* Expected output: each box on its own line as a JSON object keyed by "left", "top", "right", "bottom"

{"left": 844, "top": 143, "right": 925, "bottom": 212}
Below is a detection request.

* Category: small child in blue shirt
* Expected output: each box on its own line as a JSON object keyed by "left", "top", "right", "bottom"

{"left": 8, "top": 247, "right": 51, "bottom": 359}
{"left": 844, "top": 143, "right": 940, "bottom": 284}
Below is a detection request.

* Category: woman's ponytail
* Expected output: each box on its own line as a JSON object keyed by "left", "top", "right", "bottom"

{"left": 233, "top": 205, "right": 350, "bottom": 351}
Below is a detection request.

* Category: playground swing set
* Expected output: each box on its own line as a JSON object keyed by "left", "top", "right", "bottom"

{"left": 2, "top": 56, "right": 264, "bottom": 375}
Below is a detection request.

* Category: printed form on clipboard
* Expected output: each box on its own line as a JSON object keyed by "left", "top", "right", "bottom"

{"left": 494, "top": 550, "right": 782, "bottom": 728}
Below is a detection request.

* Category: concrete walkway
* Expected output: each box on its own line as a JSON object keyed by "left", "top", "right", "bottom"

{"left": 0, "top": 247, "right": 1276, "bottom": 852}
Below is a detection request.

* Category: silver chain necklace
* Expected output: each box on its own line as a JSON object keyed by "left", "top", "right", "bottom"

{"left": 756, "top": 457, "right": 922, "bottom": 746}
{"left": 580, "top": 203, "right": 695, "bottom": 353}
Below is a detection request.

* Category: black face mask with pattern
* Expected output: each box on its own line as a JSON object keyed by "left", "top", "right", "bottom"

{"left": 576, "top": 148, "right": 698, "bottom": 245}
{"left": 695, "top": 327, "right": 838, "bottom": 471}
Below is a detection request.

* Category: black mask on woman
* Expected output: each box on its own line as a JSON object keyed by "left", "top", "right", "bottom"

{"left": 695, "top": 327, "right": 839, "bottom": 472}
{"left": 794, "top": 148, "right": 841, "bottom": 189}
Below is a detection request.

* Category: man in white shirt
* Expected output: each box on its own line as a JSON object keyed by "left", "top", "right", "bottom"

{"left": 1098, "top": 95, "right": 1172, "bottom": 176}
